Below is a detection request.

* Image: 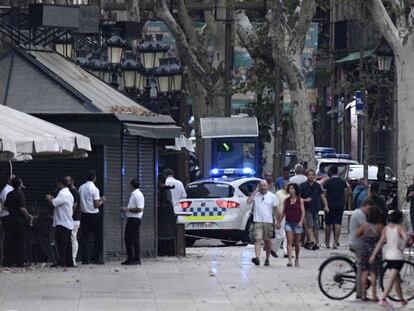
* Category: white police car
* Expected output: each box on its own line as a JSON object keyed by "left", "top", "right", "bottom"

{"left": 178, "top": 168, "right": 261, "bottom": 246}
{"left": 316, "top": 154, "right": 359, "bottom": 178}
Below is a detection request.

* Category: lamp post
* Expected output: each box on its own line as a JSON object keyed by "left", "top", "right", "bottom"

{"left": 120, "top": 54, "right": 143, "bottom": 93}
{"left": 376, "top": 42, "right": 393, "bottom": 185}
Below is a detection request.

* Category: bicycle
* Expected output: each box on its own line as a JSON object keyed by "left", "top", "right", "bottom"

{"left": 318, "top": 253, "right": 414, "bottom": 301}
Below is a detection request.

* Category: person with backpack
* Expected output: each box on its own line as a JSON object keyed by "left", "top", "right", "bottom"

{"left": 353, "top": 179, "right": 368, "bottom": 210}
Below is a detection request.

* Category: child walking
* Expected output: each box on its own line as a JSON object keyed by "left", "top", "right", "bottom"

{"left": 357, "top": 206, "right": 383, "bottom": 301}
{"left": 370, "top": 210, "right": 409, "bottom": 307}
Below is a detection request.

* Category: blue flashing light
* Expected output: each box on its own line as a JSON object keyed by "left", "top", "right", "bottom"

{"left": 209, "top": 167, "right": 256, "bottom": 177}
{"left": 320, "top": 153, "right": 352, "bottom": 160}
{"left": 210, "top": 168, "right": 220, "bottom": 176}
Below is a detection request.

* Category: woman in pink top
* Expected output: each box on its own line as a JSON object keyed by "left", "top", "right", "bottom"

{"left": 277, "top": 183, "right": 305, "bottom": 267}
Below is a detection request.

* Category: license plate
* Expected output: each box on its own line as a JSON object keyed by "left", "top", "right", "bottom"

{"left": 189, "top": 223, "right": 211, "bottom": 229}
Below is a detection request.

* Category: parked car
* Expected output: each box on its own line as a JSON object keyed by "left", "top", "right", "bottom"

{"left": 344, "top": 165, "right": 397, "bottom": 189}
{"left": 316, "top": 154, "right": 359, "bottom": 178}
{"left": 178, "top": 168, "right": 260, "bottom": 246}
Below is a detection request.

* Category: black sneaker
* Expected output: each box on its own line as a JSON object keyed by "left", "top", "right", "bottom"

{"left": 311, "top": 243, "right": 320, "bottom": 250}
{"left": 121, "top": 260, "right": 131, "bottom": 265}
{"left": 91, "top": 260, "right": 104, "bottom": 265}
{"left": 264, "top": 259, "right": 270, "bottom": 266}
{"left": 270, "top": 250, "right": 278, "bottom": 258}
{"left": 251, "top": 257, "right": 260, "bottom": 266}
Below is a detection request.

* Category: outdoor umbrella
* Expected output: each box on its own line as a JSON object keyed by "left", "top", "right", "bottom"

{"left": 0, "top": 105, "right": 91, "bottom": 161}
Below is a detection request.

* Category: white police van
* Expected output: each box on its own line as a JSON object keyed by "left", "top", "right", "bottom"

{"left": 178, "top": 168, "right": 261, "bottom": 246}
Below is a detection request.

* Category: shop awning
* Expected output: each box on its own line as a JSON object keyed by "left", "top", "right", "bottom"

{"left": 335, "top": 49, "right": 375, "bottom": 63}
{"left": 0, "top": 105, "right": 91, "bottom": 161}
{"left": 124, "top": 123, "right": 181, "bottom": 139}
{"left": 200, "top": 117, "right": 258, "bottom": 138}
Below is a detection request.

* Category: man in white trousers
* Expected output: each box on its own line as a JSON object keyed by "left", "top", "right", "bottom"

{"left": 65, "top": 176, "right": 81, "bottom": 267}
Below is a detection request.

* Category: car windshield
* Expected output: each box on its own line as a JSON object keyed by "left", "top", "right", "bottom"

{"left": 186, "top": 182, "right": 235, "bottom": 199}
{"left": 319, "top": 163, "right": 350, "bottom": 177}
{"left": 347, "top": 166, "right": 396, "bottom": 180}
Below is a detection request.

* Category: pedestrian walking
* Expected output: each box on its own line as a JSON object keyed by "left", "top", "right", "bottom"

{"left": 369, "top": 182, "right": 388, "bottom": 226}
{"left": 276, "top": 166, "right": 291, "bottom": 190}
{"left": 323, "top": 165, "right": 349, "bottom": 249}
{"left": 300, "top": 169, "right": 328, "bottom": 250}
{"left": 289, "top": 164, "right": 307, "bottom": 186}
{"left": 277, "top": 183, "right": 305, "bottom": 267}
{"left": 157, "top": 174, "right": 176, "bottom": 256}
{"left": 353, "top": 179, "right": 368, "bottom": 210}
{"left": 247, "top": 180, "right": 278, "bottom": 266}
{"left": 164, "top": 169, "right": 187, "bottom": 210}
{"left": 370, "top": 210, "right": 409, "bottom": 307}
{"left": 0, "top": 174, "right": 14, "bottom": 267}
{"left": 348, "top": 199, "right": 374, "bottom": 299}
{"left": 271, "top": 181, "right": 289, "bottom": 258}
{"left": 406, "top": 176, "right": 414, "bottom": 230}
{"left": 3, "top": 177, "right": 33, "bottom": 267}
{"left": 46, "top": 177, "right": 74, "bottom": 269}
{"left": 120, "top": 179, "right": 144, "bottom": 265}
{"left": 358, "top": 206, "right": 383, "bottom": 302}
{"left": 65, "top": 176, "right": 81, "bottom": 267}
{"left": 79, "top": 170, "right": 105, "bottom": 265}
{"left": 264, "top": 171, "right": 277, "bottom": 194}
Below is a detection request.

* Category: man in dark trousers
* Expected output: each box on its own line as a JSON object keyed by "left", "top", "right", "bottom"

{"left": 4, "top": 177, "right": 33, "bottom": 267}
{"left": 78, "top": 170, "right": 105, "bottom": 265}
{"left": 323, "top": 166, "right": 350, "bottom": 249}
{"left": 120, "top": 179, "right": 144, "bottom": 265}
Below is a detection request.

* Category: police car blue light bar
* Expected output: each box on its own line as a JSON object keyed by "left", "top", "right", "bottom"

{"left": 320, "top": 153, "right": 352, "bottom": 160}
{"left": 209, "top": 168, "right": 256, "bottom": 177}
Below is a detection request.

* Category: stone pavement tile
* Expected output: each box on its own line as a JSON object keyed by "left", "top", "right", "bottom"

{"left": 78, "top": 298, "right": 117, "bottom": 311}
{"left": 0, "top": 299, "right": 41, "bottom": 311}
{"left": 195, "top": 300, "right": 236, "bottom": 311}
{"left": 117, "top": 298, "right": 157, "bottom": 311}
{"left": 155, "top": 299, "right": 197, "bottom": 311}
{"left": 37, "top": 299, "right": 79, "bottom": 311}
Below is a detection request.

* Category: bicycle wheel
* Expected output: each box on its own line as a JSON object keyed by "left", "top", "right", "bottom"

{"left": 318, "top": 256, "right": 357, "bottom": 300}
{"left": 381, "top": 260, "right": 414, "bottom": 301}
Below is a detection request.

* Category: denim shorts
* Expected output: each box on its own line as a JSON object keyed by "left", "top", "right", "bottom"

{"left": 285, "top": 221, "right": 303, "bottom": 234}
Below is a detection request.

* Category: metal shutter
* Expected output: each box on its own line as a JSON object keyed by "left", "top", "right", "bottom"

{"left": 138, "top": 137, "right": 157, "bottom": 256}
{"left": 103, "top": 145, "right": 122, "bottom": 260}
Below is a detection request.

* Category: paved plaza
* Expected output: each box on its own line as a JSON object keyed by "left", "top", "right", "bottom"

{"left": 0, "top": 236, "right": 405, "bottom": 311}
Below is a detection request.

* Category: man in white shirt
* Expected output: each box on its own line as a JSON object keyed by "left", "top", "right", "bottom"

{"left": 289, "top": 164, "right": 308, "bottom": 185}
{"left": 247, "top": 180, "right": 278, "bottom": 266}
{"left": 46, "top": 177, "right": 74, "bottom": 269}
{"left": 0, "top": 174, "right": 14, "bottom": 267}
{"left": 120, "top": 179, "right": 144, "bottom": 265}
{"left": 78, "top": 170, "right": 105, "bottom": 265}
{"left": 164, "top": 169, "right": 186, "bottom": 211}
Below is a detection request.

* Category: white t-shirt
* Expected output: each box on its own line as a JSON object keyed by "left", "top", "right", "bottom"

{"left": 0, "top": 184, "right": 13, "bottom": 217}
{"left": 52, "top": 187, "right": 74, "bottom": 230}
{"left": 79, "top": 181, "right": 100, "bottom": 214}
{"left": 126, "top": 189, "right": 145, "bottom": 219}
{"left": 165, "top": 176, "right": 187, "bottom": 208}
{"left": 252, "top": 191, "right": 278, "bottom": 224}
{"left": 289, "top": 174, "right": 308, "bottom": 185}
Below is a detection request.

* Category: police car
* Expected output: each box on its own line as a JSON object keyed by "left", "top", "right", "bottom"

{"left": 316, "top": 154, "right": 359, "bottom": 178}
{"left": 178, "top": 168, "right": 261, "bottom": 246}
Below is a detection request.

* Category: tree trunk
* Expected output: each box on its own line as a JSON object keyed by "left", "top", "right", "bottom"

{"left": 289, "top": 76, "right": 317, "bottom": 170}
{"left": 395, "top": 48, "right": 414, "bottom": 205}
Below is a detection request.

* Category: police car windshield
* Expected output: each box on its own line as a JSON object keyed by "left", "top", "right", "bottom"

{"left": 187, "top": 182, "right": 235, "bottom": 199}
{"left": 319, "top": 163, "right": 349, "bottom": 178}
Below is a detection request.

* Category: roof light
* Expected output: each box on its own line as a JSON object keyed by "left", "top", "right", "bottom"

{"left": 320, "top": 153, "right": 352, "bottom": 160}
{"left": 208, "top": 167, "right": 256, "bottom": 177}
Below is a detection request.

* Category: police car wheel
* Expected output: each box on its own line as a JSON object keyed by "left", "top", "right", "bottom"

{"left": 221, "top": 240, "right": 238, "bottom": 246}
{"left": 185, "top": 237, "right": 197, "bottom": 247}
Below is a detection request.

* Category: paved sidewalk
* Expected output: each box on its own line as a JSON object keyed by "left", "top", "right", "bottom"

{"left": 0, "top": 242, "right": 396, "bottom": 311}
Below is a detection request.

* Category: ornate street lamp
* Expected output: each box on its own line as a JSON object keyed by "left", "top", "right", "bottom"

{"left": 376, "top": 41, "right": 393, "bottom": 184}
{"left": 155, "top": 58, "right": 183, "bottom": 95}
{"left": 106, "top": 34, "right": 128, "bottom": 64}
{"left": 120, "top": 55, "right": 143, "bottom": 92}
{"left": 54, "top": 33, "right": 73, "bottom": 59}
{"left": 138, "top": 34, "right": 170, "bottom": 70}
